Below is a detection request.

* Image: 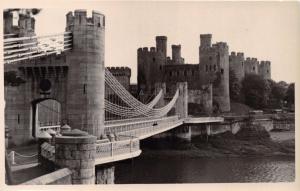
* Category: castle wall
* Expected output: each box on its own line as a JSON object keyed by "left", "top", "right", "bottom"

{"left": 107, "top": 67, "right": 131, "bottom": 91}
{"left": 229, "top": 52, "right": 245, "bottom": 82}
{"left": 4, "top": 54, "right": 68, "bottom": 145}
{"left": 163, "top": 64, "right": 199, "bottom": 90}
{"left": 188, "top": 84, "right": 213, "bottom": 114}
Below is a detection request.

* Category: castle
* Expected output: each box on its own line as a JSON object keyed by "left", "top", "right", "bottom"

{"left": 137, "top": 34, "right": 271, "bottom": 113}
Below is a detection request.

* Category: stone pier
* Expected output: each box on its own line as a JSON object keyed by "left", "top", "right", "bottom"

{"left": 55, "top": 130, "right": 96, "bottom": 184}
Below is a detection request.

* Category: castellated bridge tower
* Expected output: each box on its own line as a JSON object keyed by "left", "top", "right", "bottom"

{"left": 65, "top": 10, "right": 105, "bottom": 138}
{"left": 199, "top": 34, "right": 230, "bottom": 112}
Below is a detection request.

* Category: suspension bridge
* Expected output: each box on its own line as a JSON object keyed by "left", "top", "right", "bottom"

{"left": 4, "top": 10, "right": 223, "bottom": 168}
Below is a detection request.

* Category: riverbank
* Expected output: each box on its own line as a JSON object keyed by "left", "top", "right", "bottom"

{"left": 140, "top": 130, "right": 295, "bottom": 159}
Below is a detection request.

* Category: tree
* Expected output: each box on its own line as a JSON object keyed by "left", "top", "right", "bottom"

{"left": 229, "top": 68, "right": 241, "bottom": 102}
{"left": 285, "top": 83, "right": 295, "bottom": 108}
{"left": 267, "top": 79, "right": 287, "bottom": 108}
{"left": 241, "top": 74, "right": 271, "bottom": 109}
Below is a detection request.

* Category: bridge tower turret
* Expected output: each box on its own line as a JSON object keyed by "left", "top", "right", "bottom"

{"left": 65, "top": 10, "right": 105, "bottom": 138}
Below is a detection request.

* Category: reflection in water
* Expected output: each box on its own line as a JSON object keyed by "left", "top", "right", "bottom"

{"left": 115, "top": 156, "right": 295, "bottom": 183}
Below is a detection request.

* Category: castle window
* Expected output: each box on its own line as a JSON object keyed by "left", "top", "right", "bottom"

{"left": 253, "top": 67, "right": 255, "bottom": 71}
{"left": 83, "top": 84, "right": 86, "bottom": 94}
{"left": 177, "top": 71, "right": 180, "bottom": 76}
{"left": 192, "top": 70, "right": 195, "bottom": 76}
{"left": 209, "top": 56, "right": 212, "bottom": 61}
{"left": 267, "top": 70, "right": 269, "bottom": 73}
{"left": 214, "top": 65, "right": 216, "bottom": 71}
{"left": 159, "top": 65, "right": 162, "bottom": 70}
{"left": 206, "top": 65, "right": 208, "bottom": 72}
{"left": 98, "top": 23, "right": 101, "bottom": 27}
{"left": 153, "top": 58, "right": 156, "bottom": 62}
{"left": 169, "top": 71, "right": 172, "bottom": 76}
{"left": 221, "top": 69, "right": 224, "bottom": 74}
{"left": 184, "top": 70, "right": 187, "bottom": 76}
{"left": 17, "top": 114, "right": 20, "bottom": 124}
{"left": 209, "top": 65, "right": 212, "bottom": 71}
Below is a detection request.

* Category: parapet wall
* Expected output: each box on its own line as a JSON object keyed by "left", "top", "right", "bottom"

{"left": 22, "top": 168, "right": 72, "bottom": 185}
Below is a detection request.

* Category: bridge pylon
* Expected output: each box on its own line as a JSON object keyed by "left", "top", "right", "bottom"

{"left": 65, "top": 10, "right": 105, "bottom": 138}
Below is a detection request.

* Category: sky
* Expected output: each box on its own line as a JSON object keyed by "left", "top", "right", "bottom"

{"left": 33, "top": 1, "right": 300, "bottom": 84}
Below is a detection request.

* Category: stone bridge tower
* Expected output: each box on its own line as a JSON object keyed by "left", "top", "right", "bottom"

{"left": 65, "top": 10, "right": 105, "bottom": 138}
{"left": 4, "top": 10, "right": 106, "bottom": 145}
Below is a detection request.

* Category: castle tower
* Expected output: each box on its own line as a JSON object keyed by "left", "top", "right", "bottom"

{"left": 3, "top": 10, "right": 35, "bottom": 37}
{"left": 258, "top": 61, "right": 271, "bottom": 80}
{"left": 200, "top": 34, "right": 212, "bottom": 48}
{"left": 229, "top": 51, "right": 245, "bottom": 82}
{"left": 199, "top": 34, "right": 230, "bottom": 112}
{"left": 65, "top": 10, "right": 105, "bottom": 138}
{"left": 244, "top": 57, "right": 259, "bottom": 75}
{"left": 171, "top": 45, "right": 184, "bottom": 64}
{"left": 156, "top": 36, "right": 167, "bottom": 58}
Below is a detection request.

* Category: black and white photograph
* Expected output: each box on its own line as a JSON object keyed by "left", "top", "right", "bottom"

{"left": 1, "top": 0, "right": 299, "bottom": 190}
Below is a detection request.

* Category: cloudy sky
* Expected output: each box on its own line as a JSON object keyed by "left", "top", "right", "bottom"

{"left": 32, "top": 1, "right": 300, "bottom": 83}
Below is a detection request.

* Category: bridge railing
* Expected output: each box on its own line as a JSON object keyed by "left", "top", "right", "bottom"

{"left": 95, "top": 138, "right": 140, "bottom": 159}
{"left": 104, "top": 116, "right": 179, "bottom": 135}
{"left": 39, "top": 125, "right": 61, "bottom": 133}
{"left": 104, "top": 116, "right": 159, "bottom": 126}
{"left": 115, "top": 117, "right": 182, "bottom": 138}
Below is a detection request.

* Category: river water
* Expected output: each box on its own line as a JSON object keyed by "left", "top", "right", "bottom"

{"left": 115, "top": 152, "right": 295, "bottom": 183}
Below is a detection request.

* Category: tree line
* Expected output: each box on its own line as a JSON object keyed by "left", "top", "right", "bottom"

{"left": 229, "top": 69, "right": 295, "bottom": 111}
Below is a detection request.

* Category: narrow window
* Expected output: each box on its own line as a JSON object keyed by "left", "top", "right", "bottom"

{"left": 184, "top": 70, "right": 187, "bottom": 76}
{"left": 209, "top": 65, "right": 212, "bottom": 71}
{"left": 177, "top": 71, "right": 179, "bottom": 76}
{"left": 267, "top": 70, "right": 269, "bottom": 73}
{"left": 206, "top": 65, "right": 208, "bottom": 72}
{"left": 192, "top": 70, "right": 195, "bottom": 76}
{"left": 169, "top": 71, "right": 172, "bottom": 76}
{"left": 17, "top": 114, "right": 20, "bottom": 124}
{"left": 153, "top": 57, "right": 156, "bottom": 62}
{"left": 209, "top": 56, "right": 212, "bottom": 61}
{"left": 214, "top": 65, "right": 216, "bottom": 71}
{"left": 83, "top": 84, "right": 86, "bottom": 94}
{"left": 253, "top": 67, "right": 255, "bottom": 71}
{"left": 221, "top": 69, "right": 224, "bottom": 74}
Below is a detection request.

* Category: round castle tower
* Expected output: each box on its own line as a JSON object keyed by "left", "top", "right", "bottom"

{"left": 258, "top": 61, "right": 271, "bottom": 80}
{"left": 199, "top": 34, "right": 230, "bottom": 112}
{"left": 229, "top": 51, "right": 245, "bottom": 82}
{"left": 65, "top": 10, "right": 105, "bottom": 138}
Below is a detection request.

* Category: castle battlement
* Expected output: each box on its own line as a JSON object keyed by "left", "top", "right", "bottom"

{"left": 237, "top": 52, "right": 244, "bottom": 57}
{"left": 4, "top": 10, "right": 35, "bottom": 36}
{"left": 66, "top": 10, "right": 105, "bottom": 29}
{"left": 107, "top": 66, "right": 131, "bottom": 77}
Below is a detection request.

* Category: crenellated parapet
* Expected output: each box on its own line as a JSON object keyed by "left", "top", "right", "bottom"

{"left": 66, "top": 10, "right": 105, "bottom": 31}
{"left": 3, "top": 9, "right": 35, "bottom": 37}
{"left": 107, "top": 67, "right": 131, "bottom": 77}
